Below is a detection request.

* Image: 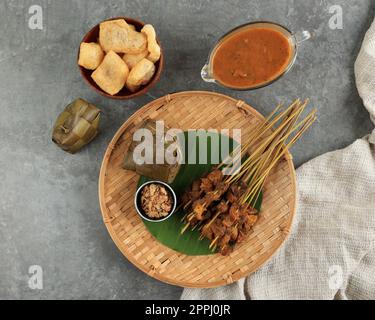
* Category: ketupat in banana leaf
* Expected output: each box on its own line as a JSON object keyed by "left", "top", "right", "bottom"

{"left": 123, "top": 119, "right": 182, "bottom": 183}
{"left": 52, "top": 98, "right": 101, "bottom": 154}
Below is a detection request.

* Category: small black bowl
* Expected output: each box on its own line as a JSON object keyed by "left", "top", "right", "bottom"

{"left": 134, "top": 181, "right": 177, "bottom": 223}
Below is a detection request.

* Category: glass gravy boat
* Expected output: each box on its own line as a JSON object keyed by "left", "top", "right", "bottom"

{"left": 201, "top": 21, "right": 312, "bottom": 90}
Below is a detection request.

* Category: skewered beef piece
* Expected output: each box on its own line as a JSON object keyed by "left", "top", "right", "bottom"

{"left": 190, "top": 210, "right": 213, "bottom": 227}
{"left": 182, "top": 172, "right": 260, "bottom": 255}
{"left": 230, "top": 225, "right": 239, "bottom": 241}
{"left": 202, "top": 201, "right": 258, "bottom": 255}
{"left": 241, "top": 214, "right": 258, "bottom": 232}
{"left": 226, "top": 190, "right": 237, "bottom": 203}
{"left": 200, "top": 178, "right": 214, "bottom": 193}
{"left": 181, "top": 179, "right": 203, "bottom": 207}
{"left": 219, "top": 233, "right": 231, "bottom": 250}
{"left": 216, "top": 181, "right": 230, "bottom": 195}
{"left": 207, "top": 170, "right": 223, "bottom": 185}
{"left": 229, "top": 203, "right": 241, "bottom": 222}
{"left": 241, "top": 204, "right": 258, "bottom": 216}
{"left": 226, "top": 181, "right": 248, "bottom": 203}
{"left": 192, "top": 198, "right": 207, "bottom": 220}
{"left": 216, "top": 200, "right": 229, "bottom": 215}
{"left": 181, "top": 170, "right": 225, "bottom": 210}
{"left": 201, "top": 219, "right": 224, "bottom": 240}
{"left": 191, "top": 183, "right": 230, "bottom": 220}
{"left": 221, "top": 204, "right": 240, "bottom": 227}
{"left": 201, "top": 224, "right": 214, "bottom": 240}
{"left": 202, "top": 192, "right": 220, "bottom": 204}
{"left": 237, "top": 230, "right": 247, "bottom": 243}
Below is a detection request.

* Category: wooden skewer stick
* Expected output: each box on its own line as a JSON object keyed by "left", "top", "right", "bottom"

{"left": 181, "top": 223, "right": 190, "bottom": 235}
{"left": 225, "top": 100, "right": 307, "bottom": 184}
{"left": 209, "top": 236, "right": 220, "bottom": 249}
{"left": 181, "top": 99, "right": 317, "bottom": 252}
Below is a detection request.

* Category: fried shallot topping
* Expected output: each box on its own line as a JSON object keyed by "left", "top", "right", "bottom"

{"left": 141, "top": 184, "right": 173, "bottom": 219}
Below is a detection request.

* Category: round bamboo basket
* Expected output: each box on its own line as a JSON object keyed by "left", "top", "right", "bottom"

{"left": 99, "top": 91, "right": 297, "bottom": 288}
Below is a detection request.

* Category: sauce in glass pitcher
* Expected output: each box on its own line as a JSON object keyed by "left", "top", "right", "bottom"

{"left": 212, "top": 27, "right": 293, "bottom": 89}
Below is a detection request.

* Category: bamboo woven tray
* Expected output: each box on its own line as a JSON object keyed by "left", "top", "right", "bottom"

{"left": 99, "top": 91, "right": 297, "bottom": 288}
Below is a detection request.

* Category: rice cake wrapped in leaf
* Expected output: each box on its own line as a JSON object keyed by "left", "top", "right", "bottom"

{"left": 52, "top": 98, "right": 101, "bottom": 154}
{"left": 123, "top": 120, "right": 182, "bottom": 183}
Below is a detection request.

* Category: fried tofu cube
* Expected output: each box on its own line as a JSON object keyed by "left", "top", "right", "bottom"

{"left": 91, "top": 51, "right": 129, "bottom": 95}
{"left": 141, "top": 24, "right": 161, "bottom": 63}
{"left": 126, "top": 58, "right": 155, "bottom": 92}
{"left": 78, "top": 42, "right": 104, "bottom": 70}
{"left": 123, "top": 50, "right": 149, "bottom": 69}
{"left": 99, "top": 19, "right": 147, "bottom": 54}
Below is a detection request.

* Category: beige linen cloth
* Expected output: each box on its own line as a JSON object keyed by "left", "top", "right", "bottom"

{"left": 182, "top": 18, "right": 375, "bottom": 300}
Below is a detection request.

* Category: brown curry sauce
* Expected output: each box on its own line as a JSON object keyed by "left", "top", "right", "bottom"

{"left": 212, "top": 27, "right": 293, "bottom": 89}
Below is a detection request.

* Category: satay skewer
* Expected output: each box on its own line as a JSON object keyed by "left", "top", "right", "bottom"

{"left": 180, "top": 100, "right": 317, "bottom": 255}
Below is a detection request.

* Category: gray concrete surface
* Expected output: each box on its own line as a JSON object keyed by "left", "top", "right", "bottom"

{"left": 0, "top": 0, "right": 374, "bottom": 300}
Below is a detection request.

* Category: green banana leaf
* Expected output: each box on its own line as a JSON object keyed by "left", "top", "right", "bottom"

{"left": 138, "top": 131, "right": 263, "bottom": 256}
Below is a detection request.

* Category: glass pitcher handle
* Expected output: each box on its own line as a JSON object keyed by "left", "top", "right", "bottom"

{"left": 293, "top": 30, "right": 313, "bottom": 45}
{"left": 201, "top": 64, "right": 216, "bottom": 83}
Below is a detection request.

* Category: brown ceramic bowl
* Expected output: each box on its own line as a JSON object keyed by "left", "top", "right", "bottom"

{"left": 78, "top": 17, "right": 164, "bottom": 100}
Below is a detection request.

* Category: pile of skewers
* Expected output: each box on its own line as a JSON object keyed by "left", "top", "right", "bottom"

{"left": 180, "top": 99, "right": 317, "bottom": 255}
